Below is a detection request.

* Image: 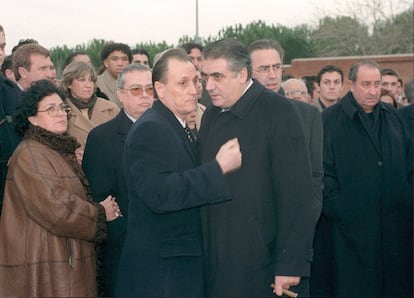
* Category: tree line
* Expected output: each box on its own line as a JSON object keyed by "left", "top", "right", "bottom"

{"left": 50, "top": 2, "right": 413, "bottom": 76}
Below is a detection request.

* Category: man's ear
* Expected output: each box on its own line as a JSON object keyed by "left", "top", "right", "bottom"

{"left": 18, "top": 66, "right": 27, "bottom": 79}
{"left": 154, "top": 81, "right": 164, "bottom": 99}
{"left": 239, "top": 67, "right": 248, "bottom": 83}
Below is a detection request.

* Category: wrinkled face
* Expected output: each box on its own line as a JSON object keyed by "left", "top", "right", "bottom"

{"left": 104, "top": 50, "right": 130, "bottom": 79}
{"left": 155, "top": 58, "right": 198, "bottom": 120}
{"left": 69, "top": 72, "right": 95, "bottom": 101}
{"left": 381, "top": 75, "right": 399, "bottom": 98}
{"left": 132, "top": 54, "right": 149, "bottom": 66}
{"left": 318, "top": 71, "right": 343, "bottom": 103}
{"left": 19, "top": 54, "right": 55, "bottom": 88}
{"left": 283, "top": 80, "right": 309, "bottom": 102}
{"left": 201, "top": 58, "right": 247, "bottom": 109}
{"left": 188, "top": 48, "right": 203, "bottom": 70}
{"left": 29, "top": 93, "right": 69, "bottom": 134}
{"left": 118, "top": 70, "right": 154, "bottom": 120}
{"left": 0, "top": 31, "right": 5, "bottom": 67}
{"left": 250, "top": 48, "right": 282, "bottom": 92}
{"left": 350, "top": 65, "right": 381, "bottom": 113}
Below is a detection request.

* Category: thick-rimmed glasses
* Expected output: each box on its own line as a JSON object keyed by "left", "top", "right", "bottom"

{"left": 37, "top": 104, "right": 71, "bottom": 117}
{"left": 122, "top": 86, "right": 154, "bottom": 96}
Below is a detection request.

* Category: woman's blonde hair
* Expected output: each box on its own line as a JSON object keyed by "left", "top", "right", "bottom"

{"left": 60, "top": 61, "right": 97, "bottom": 96}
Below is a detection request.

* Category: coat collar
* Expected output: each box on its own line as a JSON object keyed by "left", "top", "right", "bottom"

{"left": 210, "top": 79, "right": 265, "bottom": 119}
{"left": 114, "top": 109, "right": 133, "bottom": 136}
{"left": 340, "top": 91, "right": 390, "bottom": 119}
{"left": 152, "top": 100, "right": 197, "bottom": 161}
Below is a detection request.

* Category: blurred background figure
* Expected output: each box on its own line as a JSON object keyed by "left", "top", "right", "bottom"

{"left": 181, "top": 42, "right": 203, "bottom": 70}
{"left": 1, "top": 55, "right": 16, "bottom": 82}
{"left": 0, "top": 25, "right": 5, "bottom": 69}
{"left": 302, "top": 75, "right": 320, "bottom": 103}
{"left": 96, "top": 42, "right": 132, "bottom": 107}
{"left": 83, "top": 63, "right": 155, "bottom": 297}
{"left": 63, "top": 51, "right": 92, "bottom": 70}
{"left": 13, "top": 43, "right": 56, "bottom": 90}
{"left": 380, "top": 68, "right": 400, "bottom": 100}
{"left": 400, "top": 78, "right": 414, "bottom": 106}
{"left": 60, "top": 61, "right": 119, "bottom": 161}
{"left": 185, "top": 69, "right": 205, "bottom": 139}
{"left": 313, "top": 64, "right": 344, "bottom": 111}
{"left": 132, "top": 48, "right": 151, "bottom": 67}
{"left": 282, "top": 78, "right": 310, "bottom": 103}
{"left": 0, "top": 24, "right": 22, "bottom": 215}
{"left": 379, "top": 88, "right": 398, "bottom": 108}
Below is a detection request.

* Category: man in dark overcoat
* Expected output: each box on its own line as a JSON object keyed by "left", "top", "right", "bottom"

{"left": 311, "top": 61, "right": 413, "bottom": 297}
{"left": 82, "top": 64, "right": 155, "bottom": 296}
{"left": 114, "top": 48, "right": 242, "bottom": 297}
{"left": 198, "top": 38, "right": 317, "bottom": 297}
{"left": 0, "top": 75, "right": 21, "bottom": 211}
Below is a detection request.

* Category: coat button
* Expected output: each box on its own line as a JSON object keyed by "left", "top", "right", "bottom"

{"left": 377, "top": 161, "right": 383, "bottom": 167}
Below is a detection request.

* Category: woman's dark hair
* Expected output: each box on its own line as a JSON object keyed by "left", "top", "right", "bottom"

{"left": 14, "top": 80, "right": 66, "bottom": 136}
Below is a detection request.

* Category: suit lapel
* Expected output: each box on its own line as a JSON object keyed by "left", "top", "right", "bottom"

{"left": 153, "top": 101, "right": 198, "bottom": 163}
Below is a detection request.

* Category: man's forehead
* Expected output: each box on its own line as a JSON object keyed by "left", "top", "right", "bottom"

{"left": 382, "top": 75, "right": 398, "bottom": 81}
{"left": 202, "top": 57, "right": 228, "bottom": 69}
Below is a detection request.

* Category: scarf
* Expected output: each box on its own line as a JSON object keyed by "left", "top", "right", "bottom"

{"left": 68, "top": 94, "right": 98, "bottom": 120}
{"left": 23, "top": 124, "right": 91, "bottom": 200}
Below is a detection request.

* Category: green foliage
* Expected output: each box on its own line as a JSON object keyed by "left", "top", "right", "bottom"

{"left": 50, "top": 4, "right": 413, "bottom": 76}
{"left": 310, "top": 16, "right": 370, "bottom": 56}
{"left": 132, "top": 41, "right": 172, "bottom": 66}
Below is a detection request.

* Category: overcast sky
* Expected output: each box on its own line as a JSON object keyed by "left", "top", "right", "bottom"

{"left": 2, "top": 0, "right": 409, "bottom": 54}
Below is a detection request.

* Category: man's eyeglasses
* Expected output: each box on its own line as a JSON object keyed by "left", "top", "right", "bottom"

{"left": 255, "top": 64, "right": 282, "bottom": 74}
{"left": 285, "top": 90, "right": 308, "bottom": 97}
{"left": 122, "top": 86, "right": 154, "bottom": 96}
{"left": 37, "top": 104, "right": 71, "bottom": 117}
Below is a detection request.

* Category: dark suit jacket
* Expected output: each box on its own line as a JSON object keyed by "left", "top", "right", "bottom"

{"left": 397, "top": 104, "right": 413, "bottom": 138}
{"left": 290, "top": 100, "right": 323, "bottom": 212}
{"left": 0, "top": 77, "right": 22, "bottom": 211}
{"left": 114, "top": 100, "right": 231, "bottom": 297}
{"left": 198, "top": 80, "right": 317, "bottom": 297}
{"left": 82, "top": 110, "right": 132, "bottom": 296}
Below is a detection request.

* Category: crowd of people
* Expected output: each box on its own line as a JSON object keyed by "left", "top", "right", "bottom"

{"left": 0, "top": 24, "right": 412, "bottom": 298}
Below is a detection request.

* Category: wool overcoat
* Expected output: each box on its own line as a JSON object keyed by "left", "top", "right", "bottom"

{"left": 82, "top": 110, "right": 132, "bottom": 296}
{"left": 312, "top": 92, "right": 413, "bottom": 297}
{"left": 198, "top": 80, "right": 317, "bottom": 297}
{"left": 115, "top": 100, "right": 231, "bottom": 297}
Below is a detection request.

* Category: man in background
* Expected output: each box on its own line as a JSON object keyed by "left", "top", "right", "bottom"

{"left": 312, "top": 61, "right": 412, "bottom": 297}
{"left": 181, "top": 42, "right": 211, "bottom": 106}
{"left": 132, "top": 48, "right": 151, "bottom": 67}
{"left": 96, "top": 42, "right": 132, "bottom": 107}
{"left": 83, "top": 63, "right": 155, "bottom": 296}
{"left": 281, "top": 78, "right": 311, "bottom": 103}
{"left": 248, "top": 39, "right": 323, "bottom": 297}
{"left": 0, "top": 25, "right": 22, "bottom": 212}
{"left": 12, "top": 43, "right": 56, "bottom": 90}
{"left": 313, "top": 64, "right": 344, "bottom": 111}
